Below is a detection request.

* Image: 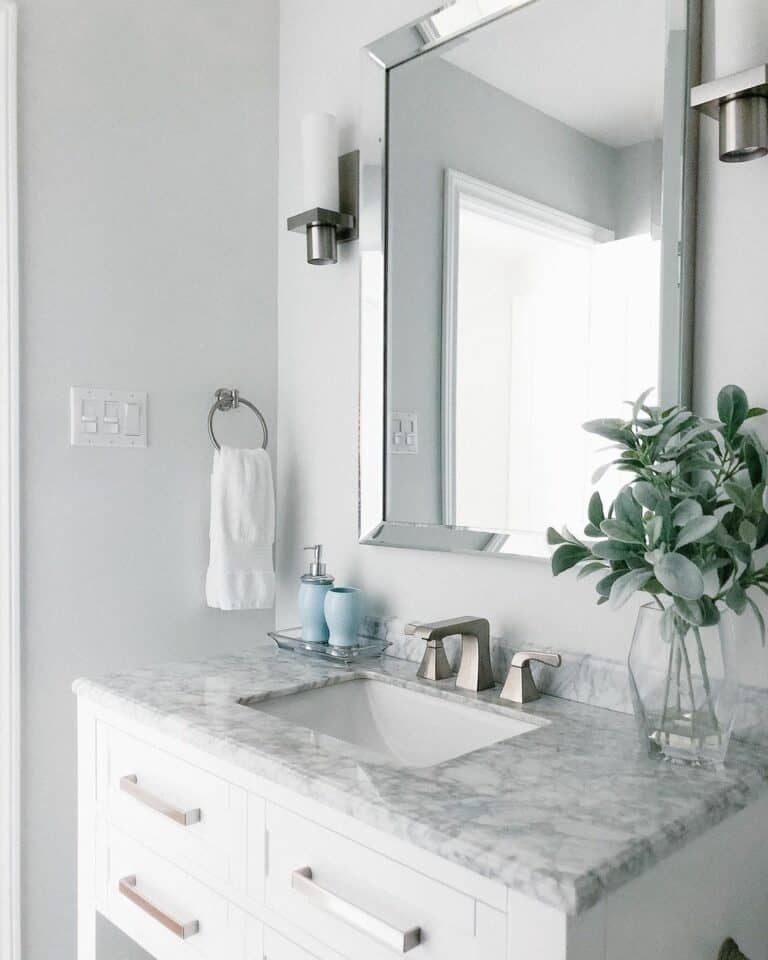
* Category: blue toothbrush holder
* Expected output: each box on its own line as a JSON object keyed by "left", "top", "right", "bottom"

{"left": 324, "top": 587, "right": 364, "bottom": 647}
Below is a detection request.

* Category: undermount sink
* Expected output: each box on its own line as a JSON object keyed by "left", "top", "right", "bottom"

{"left": 241, "top": 677, "right": 537, "bottom": 767}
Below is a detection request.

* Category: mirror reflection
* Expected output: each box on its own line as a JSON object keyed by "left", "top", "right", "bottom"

{"left": 381, "top": 0, "right": 692, "bottom": 556}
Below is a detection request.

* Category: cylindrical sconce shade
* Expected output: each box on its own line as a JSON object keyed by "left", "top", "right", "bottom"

{"left": 306, "top": 223, "right": 338, "bottom": 265}
{"left": 719, "top": 96, "right": 768, "bottom": 161}
{"left": 302, "top": 112, "right": 339, "bottom": 210}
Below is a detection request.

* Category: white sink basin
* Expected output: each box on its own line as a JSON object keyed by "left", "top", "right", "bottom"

{"left": 243, "top": 678, "right": 536, "bottom": 767}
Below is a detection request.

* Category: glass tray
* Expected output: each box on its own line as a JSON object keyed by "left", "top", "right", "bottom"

{"left": 268, "top": 627, "right": 391, "bottom": 664}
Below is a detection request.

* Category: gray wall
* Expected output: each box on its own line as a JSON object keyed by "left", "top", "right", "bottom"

{"left": 19, "top": 1, "right": 278, "bottom": 957}
{"left": 387, "top": 55, "right": 618, "bottom": 524}
{"left": 276, "top": 0, "right": 768, "bottom": 678}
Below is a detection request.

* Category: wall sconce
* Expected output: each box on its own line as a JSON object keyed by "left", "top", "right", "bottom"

{"left": 286, "top": 112, "right": 359, "bottom": 265}
{"left": 691, "top": 64, "right": 768, "bottom": 163}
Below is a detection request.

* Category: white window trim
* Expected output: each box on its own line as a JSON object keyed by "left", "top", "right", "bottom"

{"left": 0, "top": 5, "right": 19, "bottom": 960}
{"left": 441, "top": 168, "right": 612, "bottom": 539}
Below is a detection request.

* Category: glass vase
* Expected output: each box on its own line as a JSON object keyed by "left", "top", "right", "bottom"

{"left": 628, "top": 602, "right": 740, "bottom": 766}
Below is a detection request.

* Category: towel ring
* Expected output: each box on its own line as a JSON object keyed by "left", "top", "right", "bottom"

{"left": 208, "top": 388, "right": 268, "bottom": 451}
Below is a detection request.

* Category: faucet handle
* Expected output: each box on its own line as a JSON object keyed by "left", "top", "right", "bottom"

{"left": 510, "top": 651, "right": 562, "bottom": 670}
{"left": 500, "top": 650, "right": 561, "bottom": 704}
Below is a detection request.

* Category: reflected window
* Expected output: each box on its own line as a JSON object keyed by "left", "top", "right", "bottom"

{"left": 446, "top": 173, "right": 660, "bottom": 552}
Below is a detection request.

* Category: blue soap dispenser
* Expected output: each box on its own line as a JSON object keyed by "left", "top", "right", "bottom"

{"left": 298, "top": 544, "right": 334, "bottom": 644}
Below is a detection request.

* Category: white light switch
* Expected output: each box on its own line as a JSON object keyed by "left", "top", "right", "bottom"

{"left": 124, "top": 403, "right": 141, "bottom": 436}
{"left": 391, "top": 410, "right": 418, "bottom": 454}
{"left": 70, "top": 388, "right": 147, "bottom": 447}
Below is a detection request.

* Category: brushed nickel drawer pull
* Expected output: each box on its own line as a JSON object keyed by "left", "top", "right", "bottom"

{"left": 292, "top": 866, "right": 421, "bottom": 953}
{"left": 118, "top": 875, "right": 199, "bottom": 940}
{"left": 119, "top": 775, "right": 201, "bottom": 826}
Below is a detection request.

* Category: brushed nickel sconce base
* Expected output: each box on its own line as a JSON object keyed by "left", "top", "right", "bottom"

{"left": 692, "top": 64, "right": 768, "bottom": 163}
{"left": 306, "top": 223, "right": 338, "bottom": 265}
{"left": 720, "top": 96, "right": 768, "bottom": 162}
{"left": 287, "top": 150, "right": 360, "bottom": 264}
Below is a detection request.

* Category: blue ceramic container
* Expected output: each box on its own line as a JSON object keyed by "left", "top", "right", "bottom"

{"left": 324, "top": 587, "right": 364, "bottom": 647}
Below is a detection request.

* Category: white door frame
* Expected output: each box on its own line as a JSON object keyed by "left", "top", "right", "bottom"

{"left": 0, "top": 5, "right": 19, "bottom": 960}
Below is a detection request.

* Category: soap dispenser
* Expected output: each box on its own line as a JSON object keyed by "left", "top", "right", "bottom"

{"left": 298, "top": 545, "right": 334, "bottom": 644}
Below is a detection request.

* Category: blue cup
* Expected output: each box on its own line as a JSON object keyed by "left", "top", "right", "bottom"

{"left": 324, "top": 587, "right": 364, "bottom": 647}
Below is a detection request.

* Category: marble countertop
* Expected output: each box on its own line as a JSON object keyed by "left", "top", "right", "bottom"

{"left": 73, "top": 647, "right": 768, "bottom": 915}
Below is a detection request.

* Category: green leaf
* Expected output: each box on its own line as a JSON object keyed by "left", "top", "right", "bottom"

{"left": 743, "top": 436, "right": 765, "bottom": 486}
{"left": 608, "top": 569, "right": 653, "bottom": 610}
{"left": 561, "top": 525, "right": 584, "bottom": 545}
{"left": 673, "top": 597, "right": 705, "bottom": 626}
{"left": 615, "top": 487, "right": 642, "bottom": 531}
{"left": 700, "top": 596, "right": 721, "bottom": 626}
{"left": 591, "top": 540, "right": 642, "bottom": 561}
{"left": 583, "top": 523, "right": 603, "bottom": 538}
{"left": 739, "top": 519, "right": 757, "bottom": 544}
{"left": 646, "top": 515, "right": 663, "bottom": 548}
{"left": 756, "top": 514, "right": 768, "bottom": 549}
{"left": 653, "top": 553, "right": 705, "bottom": 600}
{"left": 576, "top": 561, "right": 606, "bottom": 580}
{"left": 551, "top": 543, "right": 590, "bottom": 576}
{"left": 583, "top": 419, "right": 633, "bottom": 445}
{"left": 596, "top": 570, "right": 624, "bottom": 597}
{"left": 674, "top": 597, "right": 719, "bottom": 627}
{"left": 637, "top": 423, "right": 664, "bottom": 437}
{"left": 725, "top": 579, "right": 748, "bottom": 615}
{"left": 746, "top": 597, "right": 766, "bottom": 647}
{"left": 656, "top": 410, "right": 696, "bottom": 449}
{"left": 724, "top": 481, "right": 752, "bottom": 513}
{"left": 746, "top": 407, "right": 768, "bottom": 420}
{"left": 676, "top": 515, "right": 718, "bottom": 548}
{"left": 599, "top": 519, "right": 644, "bottom": 544}
{"left": 630, "top": 387, "right": 655, "bottom": 419}
{"left": 672, "top": 499, "right": 703, "bottom": 526}
{"left": 546, "top": 527, "right": 567, "bottom": 546}
{"left": 588, "top": 491, "right": 605, "bottom": 527}
{"left": 733, "top": 541, "right": 752, "bottom": 566}
{"left": 717, "top": 384, "right": 749, "bottom": 436}
{"left": 712, "top": 523, "right": 738, "bottom": 549}
{"left": 591, "top": 461, "right": 614, "bottom": 485}
{"left": 643, "top": 576, "right": 665, "bottom": 594}
{"left": 633, "top": 481, "right": 662, "bottom": 512}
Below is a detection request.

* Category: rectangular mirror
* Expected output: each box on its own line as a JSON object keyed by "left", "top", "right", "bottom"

{"left": 360, "top": 0, "right": 701, "bottom": 558}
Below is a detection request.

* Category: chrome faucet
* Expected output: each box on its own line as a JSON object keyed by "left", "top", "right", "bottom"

{"left": 500, "top": 650, "right": 562, "bottom": 704}
{"left": 405, "top": 617, "right": 494, "bottom": 692}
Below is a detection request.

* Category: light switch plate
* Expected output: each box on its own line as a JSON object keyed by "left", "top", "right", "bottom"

{"left": 390, "top": 410, "right": 418, "bottom": 454}
{"left": 69, "top": 387, "right": 147, "bottom": 447}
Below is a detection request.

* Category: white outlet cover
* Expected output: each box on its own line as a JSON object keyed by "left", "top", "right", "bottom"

{"left": 69, "top": 387, "right": 147, "bottom": 447}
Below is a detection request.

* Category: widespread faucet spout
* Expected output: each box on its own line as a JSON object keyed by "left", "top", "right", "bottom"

{"left": 405, "top": 617, "right": 493, "bottom": 692}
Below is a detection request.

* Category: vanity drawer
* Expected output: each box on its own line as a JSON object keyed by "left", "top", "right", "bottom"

{"left": 264, "top": 806, "right": 505, "bottom": 960}
{"left": 97, "top": 722, "right": 246, "bottom": 889}
{"left": 98, "top": 821, "right": 246, "bottom": 960}
{"left": 263, "top": 927, "right": 325, "bottom": 960}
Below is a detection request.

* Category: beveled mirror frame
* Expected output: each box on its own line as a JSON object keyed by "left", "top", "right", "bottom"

{"left": 359, "top": 0, "right": 702, "bottom": 558}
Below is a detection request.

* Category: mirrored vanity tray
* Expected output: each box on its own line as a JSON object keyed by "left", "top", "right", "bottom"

{"left": 268, "top": 627, "right": 391, "bottom": 664}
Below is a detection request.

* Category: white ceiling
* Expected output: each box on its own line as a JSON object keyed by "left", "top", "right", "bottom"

{"left": 440, "top": 0, "right": 668, "bottom": 149}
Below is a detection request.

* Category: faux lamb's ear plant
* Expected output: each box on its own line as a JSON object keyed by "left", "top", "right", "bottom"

{"left": 547, "top": 385, "right": 768, "bottom": 637}
{"left": 547, "top": 385, "right": 768, "bottom": 745}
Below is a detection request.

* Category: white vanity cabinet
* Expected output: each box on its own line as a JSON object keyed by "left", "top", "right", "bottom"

{"left": 77, "top": 697, "right": 768, "bottom": 960}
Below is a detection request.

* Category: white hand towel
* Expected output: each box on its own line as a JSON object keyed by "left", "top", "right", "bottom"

{"left": 206, "top": 446, "right": 275, "bottom": 610}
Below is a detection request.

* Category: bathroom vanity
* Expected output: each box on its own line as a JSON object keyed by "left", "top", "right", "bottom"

{"left": 75, "top": 648, "right": 768, "bottom": 960}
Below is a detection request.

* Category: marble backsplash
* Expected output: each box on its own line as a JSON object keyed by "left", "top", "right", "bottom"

{"left": 362, "top": 615, "right": 768, "bottom": 745}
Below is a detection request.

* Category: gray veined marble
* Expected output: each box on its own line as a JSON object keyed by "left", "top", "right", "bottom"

{"left": 74, "top": 646, "right": 768, "bottom": 916}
